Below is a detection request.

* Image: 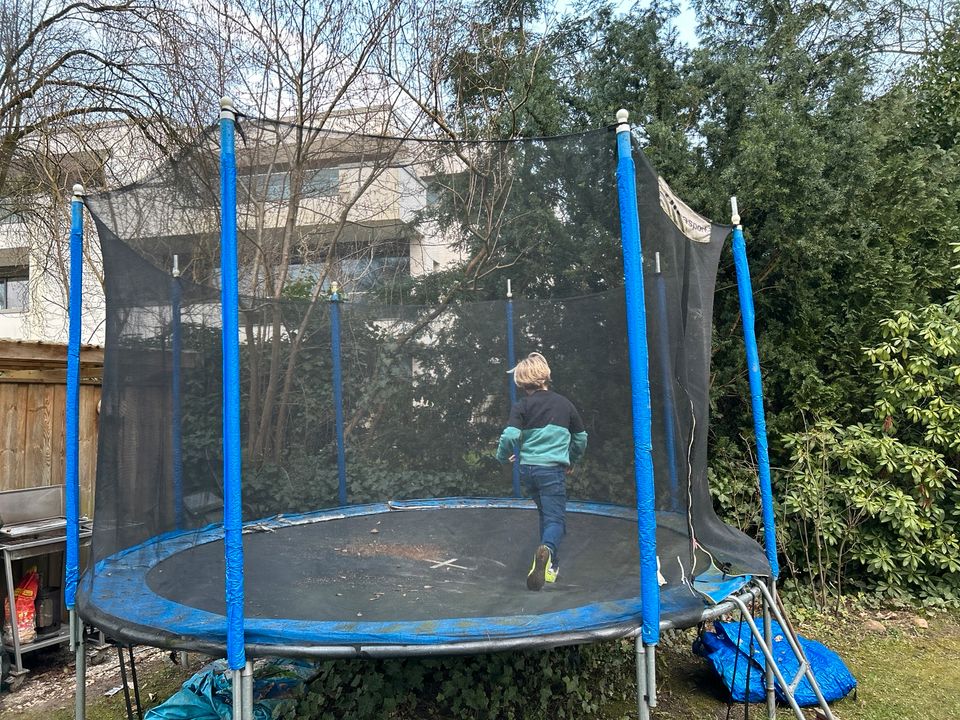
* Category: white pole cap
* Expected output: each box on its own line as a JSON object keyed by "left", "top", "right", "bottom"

{"left": 72, "top": 184, "right": 84, "bottom": 198}
{"left": 172, "top": 254, "right": 180, "bottom": 278}
{"left": 506, "top": 279, "right": 512, "bottom": 299}
{"left": 220, "top": 97, "right": 236, "bottom": 120}
{"left": 730, "top": 196, "right": 740, "bottom": 226}
{"left": 616, "top": 109, "right": 630, "bottom": 133}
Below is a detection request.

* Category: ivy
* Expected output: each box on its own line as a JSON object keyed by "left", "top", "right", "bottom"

{"left": 269, "top": 641, "right": 636, "bottom": 720}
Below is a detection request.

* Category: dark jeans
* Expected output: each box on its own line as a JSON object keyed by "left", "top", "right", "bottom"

{"left": 520, "top": 464, "right": 566, "bottom": 565}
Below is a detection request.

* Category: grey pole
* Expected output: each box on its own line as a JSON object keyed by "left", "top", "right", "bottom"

{"left": 72, "top": 610, "right": 86, "bottom": 720}
{"left": 635, "top": 636, "right": 650, "bottom": 720}
{"left": 241, "top": 660, "right": 254, "bottom": 718}
{"left": 763, "top": 580, "right": 776, "bottom": 719}
{"left": 730, "top": 595, "right": 808, "bottom": 720}
{"left": 762, "top": 583, "right": 837, "bottom": 720}
{"left": 646, "top": 644, "right": 657, "bottom": 708}
{"left": 232, "top": 667, "right": 243, "bottom": 719}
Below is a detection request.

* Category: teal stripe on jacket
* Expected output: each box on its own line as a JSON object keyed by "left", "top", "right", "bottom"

{"left": 495, "top": 389, "right": 588, "bottom": 466}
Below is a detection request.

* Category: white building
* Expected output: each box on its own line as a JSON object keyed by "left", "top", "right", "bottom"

{"left": 0, "top": 107, "right": 465, "bottom": 346}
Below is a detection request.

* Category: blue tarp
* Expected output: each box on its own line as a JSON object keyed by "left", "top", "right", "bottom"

{"left": 144, "top": 658, "right": 320, "bottom": 720}
{"left": 694, "top": 620, "right": 856, "bottom": 706}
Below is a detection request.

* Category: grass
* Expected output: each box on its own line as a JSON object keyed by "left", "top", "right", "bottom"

{"left": 43, "top": 662, "right": 191, "bottom": 720}
{"left": 599, "top": 606, "right": 960, "bottom": 720}
{"left": 813, "top": 611, "right": 960, "bottom": 720}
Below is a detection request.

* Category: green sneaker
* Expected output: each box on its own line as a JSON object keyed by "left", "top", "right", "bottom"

{"left": 527, "top": 545, "right": 552, "bottom": 591}
{"left": 545, "top": 564, "right": 559, "bottom": 584}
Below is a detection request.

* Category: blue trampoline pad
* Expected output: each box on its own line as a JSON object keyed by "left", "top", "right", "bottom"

{"left": 78, "top": 499, "right": 752, "bottom": 654}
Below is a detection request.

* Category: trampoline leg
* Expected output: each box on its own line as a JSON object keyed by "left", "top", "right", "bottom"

{"left": 128, "top": 646, "right": 143, "bottom": 720}
{"left": 646, "top": 643, "right": 657, "bottom": 708}
{"left": 763, "top": 585, "right": 776, "bottom": 720}
{"left": 635, "top": 637, "right": 650, "bottom": 720}
{"left": 71, "top": 611, "right": 86, "bottom": 720}
{"left": 763, "top": 583, "right": 837, "bottom": 720}
{"left": 117, "top": 645, "right": 134, "bottom": 720}
{"left": 241, "top": 660, "right": 254, "bottom": 719}
{"left": 730, "top": 594, "right": 807, "bottom": 720}
{"left": 231, "top": 668, "right": 243, "bottom": 720}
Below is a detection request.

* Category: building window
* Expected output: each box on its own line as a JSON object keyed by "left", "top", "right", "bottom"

{"left": 282, "top": 256, "right": 410, "bottom": 296}
{"left": 0, "top": 267, "right": 28, "bottom": 311}
{"left": 247, "top": 168, "right": 339, "bottom": 201}
{"left": 303, "top": 168, "right": 339, "bottom": 197}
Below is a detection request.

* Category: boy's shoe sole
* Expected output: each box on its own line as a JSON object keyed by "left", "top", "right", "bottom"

{"left": 527, "top": 545, "right": 551, "bottom": 591}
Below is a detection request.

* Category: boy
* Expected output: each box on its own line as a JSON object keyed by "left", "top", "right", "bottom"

{"left": 496, "top": 352, "right": 588, "bottom": 591}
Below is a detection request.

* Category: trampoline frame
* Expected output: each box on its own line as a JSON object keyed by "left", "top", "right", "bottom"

{"left": 83, "top": 576, "right": 764, "bottom": 661}
{"left": 79, "top": 498, "right": 756, "bottom": 657}
{"left": 61, "top": 105, "right": 790, "bottom": 720}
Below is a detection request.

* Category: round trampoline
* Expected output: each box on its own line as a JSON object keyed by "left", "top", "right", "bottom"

{"left": 71, "top": 111, "right": 778, "bottom": 718}
{"left": 81, "top": 499, "right": 753, "bottom": 656}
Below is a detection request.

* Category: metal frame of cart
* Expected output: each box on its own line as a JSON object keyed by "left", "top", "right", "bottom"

{"left": 0, "top": 486, "right": 93, "bottom": 684}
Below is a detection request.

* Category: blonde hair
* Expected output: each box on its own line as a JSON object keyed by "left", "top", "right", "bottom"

{"left": 510, "top": 352, "right": 551, "bottom": 390}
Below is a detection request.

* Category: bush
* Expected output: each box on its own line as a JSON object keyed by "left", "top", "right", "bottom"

{"left": 779, "top": 286, "right": 960, "bottom": 606}
{"left": 274, "top": 641, "right": 636, "bottom": 720}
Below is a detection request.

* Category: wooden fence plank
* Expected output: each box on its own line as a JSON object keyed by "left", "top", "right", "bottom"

{"left": 23, "top": 384, "right": 54, "bottom": 487}
{"left": 0, "top": 385, "right": 28, "bottom": 490}
{"left": 51, "top": 383, "right": 66, "bottom": 490}
{"left": 79, "top": 386, "right": 99, "bottom": 517}
{"left": 0, "top": 341, "right": 101, "bottom": 508}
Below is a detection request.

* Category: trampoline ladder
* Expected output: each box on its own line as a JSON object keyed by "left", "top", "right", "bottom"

{"left": 727, "top": 579, "right": 837, "bottom": 720}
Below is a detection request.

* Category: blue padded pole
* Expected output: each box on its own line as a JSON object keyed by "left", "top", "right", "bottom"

{"left": 730, "top": 197, "right": 780, "bottom": 579}
{"left": 65, "top": 183, "right": 84, "bottom": 612}
{"left": 505, "top": 280, "right": 520, "bottom": 497}
{"left": 615, "top": 110, "right": 660, "bottom": 649}
{"left": 329, "top": 282, "right": 347, "bottom": 505}
{"left": 653, "top": 254, "right": 680, "bottom": 513}
{"left": 219, "top": 98, "right": 246, "bottom": 672}
{"left": 171, "top": 256, "right": 184, "bottom": 529}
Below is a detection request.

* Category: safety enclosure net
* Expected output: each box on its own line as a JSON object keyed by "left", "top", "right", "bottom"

{"left": 77, "top": 116, "right": 768, "bottom": 652}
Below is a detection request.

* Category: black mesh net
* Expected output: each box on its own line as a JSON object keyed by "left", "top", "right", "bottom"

{"left": 77, "top": 117, "right": 768, "bottom": 653}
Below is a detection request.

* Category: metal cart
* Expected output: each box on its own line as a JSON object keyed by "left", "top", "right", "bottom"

{"left": 0, "top": 486, "right": 92, "bottom": 686}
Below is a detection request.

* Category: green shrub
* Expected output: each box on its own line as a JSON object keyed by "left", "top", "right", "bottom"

{"left": 272, "top": 641, "right": 636, "bottom": 720}
{"left": 779, "top": 285, "right": 960, "bottom": 606}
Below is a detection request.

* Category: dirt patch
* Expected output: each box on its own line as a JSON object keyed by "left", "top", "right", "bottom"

{"left": 337, "top": 541, "right": 447, "bottom": 562}
{"left": 1, "top": 644, "right": 188, "bottom": 718}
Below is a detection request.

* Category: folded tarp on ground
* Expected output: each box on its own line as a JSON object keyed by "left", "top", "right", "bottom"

{"left": 144, "top": 658, "right": 320, "bottom": 719}
{"left": 694, "top": 619, "right": 856, "bottom": 706}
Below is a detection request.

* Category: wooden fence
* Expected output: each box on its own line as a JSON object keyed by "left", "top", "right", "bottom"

{"left": 0, "top": 340, "right": 102, "bottom": 517}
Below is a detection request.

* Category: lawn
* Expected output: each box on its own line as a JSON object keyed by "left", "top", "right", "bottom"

{"left": 608, "top": 607, "right": 960, "bottom": 720}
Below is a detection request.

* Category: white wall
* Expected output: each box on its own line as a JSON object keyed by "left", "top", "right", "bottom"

{"left": 0, "top": 115, "right": 467, "bottom": 345}
{"left": 0, "top": 214, "right": 105, "bottom": 345}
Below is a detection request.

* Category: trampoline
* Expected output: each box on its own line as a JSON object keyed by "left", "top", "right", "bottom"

{"left": 59, "top": 106, "right": 830, "bottom": 720}
{"left": 81, "top": 501, "right": 753, "bottom": 655}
